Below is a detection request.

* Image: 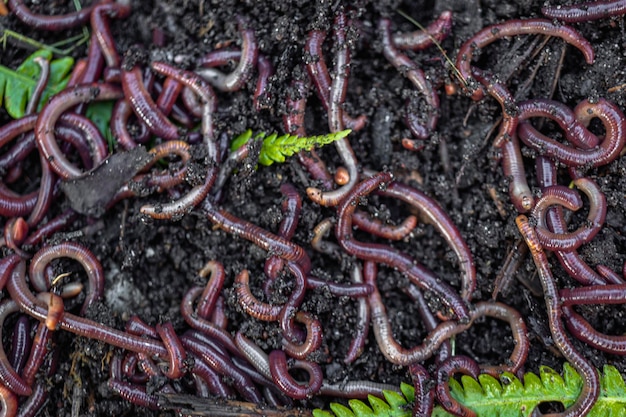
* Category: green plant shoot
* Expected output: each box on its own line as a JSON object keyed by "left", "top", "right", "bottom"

{"left": 231, "top": 129, "right": 351, "bottom": 166}
{"left": 313, "top": 364, "right": 626, "bottom": 417}
{"left": 0, "top": 49, "right": 73, "bottom": 118}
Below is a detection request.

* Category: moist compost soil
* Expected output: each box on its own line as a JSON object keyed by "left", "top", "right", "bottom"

{"left": 2, "top": 0, "right": 626, "bottom": 416}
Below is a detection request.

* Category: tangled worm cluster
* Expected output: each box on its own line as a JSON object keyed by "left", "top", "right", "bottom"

{"left": 0, "top": 0, "right": 625, "bottom": 416}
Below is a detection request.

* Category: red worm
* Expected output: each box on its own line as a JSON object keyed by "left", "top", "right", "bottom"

{"left": 343, "top": 263, "right": 370, "bottom": 364}
{"left": 108, "top": 379, "right": 159, "bottom": 410}
{"left": 29, "top": 242, "right": 105, "bottom": 315}
{"left": 196, "top": 17, "right": 258, "bottom": 92}
{"left": 436, "top": 356, "right": 480, "bottom": 417}
{"left": 121, "top": 66, "right": 181, "bottom": 141}
{"left": 26, "top": 56, "right": 50, "bottom": 115}
{"left": 0, "top": 385, "right": 17, "bottom": 417}
{"left": 235, "top": 269, "right": 282, "bottom": 321}
{"left": 392, "top": 10, "right": 453, "bottom": 51}
{"left": 21, "top": 322, "right": 51, "bottom": 388}
{"left": 91, "top": 1, "right": 131, "bottom": 68}
{"left": 281, "top": 311, "right": 323, "bottom": 360}
{"left": 0, "top": 299, "right": 32, "bottom": 396}
{"left": 156, "top": 322, "right": 187, "bottom": 379}
{"left": 111, "top": 98, "right": 150, "bottom": 150}
{"left": 196, "top": 260, "right": 226, "bottom": 320}
{"left": 517, "top": 98, "right": 626, "bottom": 168}
{"left": 409, "top": 363, "right": 435, "bottom": 417}
{"left": 35, "top": 84, "right": 122, "bottom": 179}
{"left": 516, "top": 215, "right": 599, "bottom": 417}
{"left": 254, "top": 55, "right": 273, "bottom": 111}
{"left": 380, "top": 18, "right": 439, "bottom": 140}
{"left": 456, "top": 19, "right": 594, "bottom": 100}
{"left": 8, "top": 315, "right": 31, "bottom": 375}
{"left": 268, "top": 350, "right": 323, "bottom": 399}
{"left": 7, "top": 0, "right": 95, "bottom": 31}
{"left": 352, "top": 210, "right": 418, "bottom": 241}
{"left": 562, "top": 306, "right": 626, "bottom": 354}
{"left": 560, "top": 284, "right": 626, "bottom": 306}
{"left": 542, "top": 0, "right": 626, "bottom": 22}
{"left": 532, "top": 179, "right": 606, "bottom": 251}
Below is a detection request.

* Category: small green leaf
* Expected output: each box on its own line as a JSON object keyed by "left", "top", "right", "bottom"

{"left": 0, "top": 49, "right": 74, "bottom": 118}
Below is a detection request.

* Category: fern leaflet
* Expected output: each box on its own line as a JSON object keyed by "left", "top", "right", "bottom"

{"left": 0, "top": 49, "right": 74, "bottom": 118}
{"left": 230, "top": 129, "right": 351, "bottom": 166}
{"left": 313, "top": 364, "right": 626, "bottom": 417}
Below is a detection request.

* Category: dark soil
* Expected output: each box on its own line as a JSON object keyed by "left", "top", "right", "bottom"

{"left": 1, "top": 0, "right": 626, "bottom": 416}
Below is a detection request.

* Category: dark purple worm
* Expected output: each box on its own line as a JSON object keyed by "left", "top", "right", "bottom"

{"left": 8, "top": 315, "right": 31, "bottom": 375}
{"left": 196, "top": 17, "right": 258, "bottom": 92}
{"left": 0, "top": 384, "right": 17, "bottom": 417}
{"left": 35, "top": 84, "right": 122, "bottom": 179}
{"left": 15, "top": 381, "right": 45, "bottom": 417}
{"left": 153, "top": 79, "right": 195, "bottom": 128}
{"left": 542, "top": 0, "right": 626, "bottom": 22}
{"left": 91, "top": 1, "right": 131, "bottom": 68}
{"left": 562, "top": 306, "right": 626, "bottom": 354}
{"left": 156, "top": 322, "right": 187, "bottom": 379}
{"left": 268, "top": 350, "right": 323, "bottom": 400}
{"left": 436, "top": 356, "right": 480, "bottom": 417}
{"left": 380, "top": 18, "right": 439, "bottom": 140}
{"left": 560, "top": 284, "right": 626, "bottom": 306}
{"left": 110, "top": 98, "right": 151, "bottom": 150}
{"left": 0, "top": 300, "right": 32, "bottom": 395}
{"left": 532, "top": 179, "right": 606, "bottom": 251}
{"left": 517, "top": 98, "right": 626, "bottom": 168}
{"left": 23, "top": 209, "right": 78, "bottom": 247}
{"left": 254, "top": 55, "right": 273, "bottom": 111}
{"left": 25, "top": 56, "right": 50, "bottom": 115}
{"left": 456, "top": 19, "right": 594, "bottom": 100}
{"left": 190, "top": 352, "right": 235, "bottom": 398}
{"left": 29, "top": 242, "right": 104, "bottom": 315}
{"left": 21, "top": 322, "right": 51, "bottom": 388}
{"left": 121, "top": 66, "right": 181, "bottom": 141}
{"left": 307, "top": 275, "right": 373, "bottom": 298}
{"left": 336, "top": 173, "right": 469, "bottom": 321}
{"left": 281, "top": 311, "right": 323, "bottom": 360}
{"left": 392, "top": 10, "right": 453, "bottom": 51}
{"left": 7, "top": 0, "right": 95, "bottom": 31}
{"left": 518, "top": 99, "right": 600, "bottom": 149}
{"left": 516, "top": 215, "right": 599, "bottom": 417}
{"left": 344, "top": 263, "right": 370, "bottom": 364}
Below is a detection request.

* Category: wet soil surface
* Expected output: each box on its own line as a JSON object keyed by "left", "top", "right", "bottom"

{"left": 2, "top": 0, "right": 626, "bottom": 416}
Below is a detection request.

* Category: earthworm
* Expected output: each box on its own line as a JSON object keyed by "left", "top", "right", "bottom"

{"left": 392, "top": 10, "right": 453, "bottom": 51}
{"left": 36, "top": 292, "right": 64, "bottom": 331}
{"left": 306, "top": 12, "right": 361, "bottom": 207}
{"left": 517, "top": 98, "right": 625, "bottom": 168}
{"left": 305, "top": 29, "right": 366, "bottom": 131}
{"left": 8, "top": 315, "right": 31, "bottom": 375}
{"left": 319, "top": 380, "right": 401, "bottom": 399}
{"left": 516, "top": 215, "right": 599, "bottom": 417}
{"left": 29, "top": 242, "right": 105, "bottom": 315}
{"left": 0, "top": 384, "right": 17, "bottom": 417}
{"left": 456, "top": 19, "right": 594, "bottom": 100}
{"left": 380, "top": 179, "right": 477, "bottom": 302}
{"left": 180, "top": 286, "right": 241, "bottom": 357}
{"left": 236, "top": 269, "right": 281, "bottom": 321}
{"left": 535, "top": 156, "right": 607, "bottom": 286}
{"left": 23, "top": 209, "right": 78, "bottom": 247}
{"left": 7, "top": 0, "right": 94, "bottom": 31}
{"left": 470, "top": 68, "right": 533, "bottom": 213}
{"left": 436, "top": 355, "right": 480, "bottom": 417}
{"left": 108, "top": 379, "right": 159, "bottom": 410}
{"left": 336, "top": 173, "right": 469, "bottom": 321}
{"left": 0, "top": 186, "right": 37, "bottom": 218}
{"left": 211, "top": 296, "right": 228, "bottom": 329}
{"left": 562, "top": 306, "right": 626, "bottom": 354}
{"left": 3, "top": 217, "right": 30, "bottom": 258}
{"left": 198, "top": 49, "right": 241, "bottom": 67}
{"left": 196, "top": 17, "right": 258, "bottom": 92}
{"left": 196, "top": 260, "right": 226, "bottom": 320}
{"left": 21, "top": 322, "right": 51, "bottom": 388}
{"left": 282, "top": 78, "right": 334, "bottom": 189}
{"left": 268, "top": 350, "right": 322, "bottom": 399}
{"left": 560, "top": 284, "right": 626, "bottom": 306}
{"left": 190, "top": 352, "right": 235, "bottom": 398}
{"left": 121, "top": 353, "right": 149, "bottom": 384}
{"left": 181, "top": 333, "right": 263, "bottom": 403}
{"left": 532, "top": 179, "right": 606, "bottom": 251}
{"left": 0, "top": 300, "right": 31, "bottom": 396}
{"left": 254, "top": 55, "right": 273, "bottom": 110}
{"left": 35, "top": 83, "right": 122, "bottom": 179}
{"left": 344, "top": 263, "right": 370, "bottom": 364}
{"left": 277, "top": 261, "right": 310, "bottom": 343}
{"left": 78, "top": 34, "right": 105, "bottom": 86}
{"left": 306, "top": 275, "right": 373, "bottom": 297}
{"left": 542, "top": 0, "right": 626, "bottom": 22}
{"left": 596, "top": 265, "right": 624, "bottom": 285}
{"left": 121, "top": 66, "right": 181, "bottom": 141}
{"left": 155, "top": 77, "right": 183, "bottom": 120}
{"left": 142, "top": 62, "right": 219, "bottom": 219}
{"left": 15, "top": 382, "right": 45, "bottom": 417}
{"left": 156, "top": 322, "right": 187, "bottom": 379}
{"left": 281, "top": 311, "right": 323, "bottom": 360}
{"left": 26, "top": 56, "right": 50, "bottom": 115}
{"left": 26, "top": 155, "right": 56, "bottom": 228}
{"left": 111, "top": 98, "right": 151, "bottom": 150}
{"left": 91, "top": 1, "right": 131, "bottom": 68}
{"left": 310, "top": 218, "right": 341, "bottom": 257}
{"left": 518, "top": 99, "right": 600, "bottom": 149}
{"left": 352, "top": 211, "right": 418, "bottom": 241}
{"left": 7, "top": 259, "right": 172, "bottom": 360}
{"left": 380, "top": 18, "right": 440, "bottom": 140}
{"left": 202, "top": 199, "right": 311, "bottom": 272}
{"left": 154, "top": 80, "right": 194, "bottom": 128}
{"left": 409, "top": 363, "right": 435, "bottom": 417}
{"left": 235, "top": 332, "right": 272, "bottom": 380}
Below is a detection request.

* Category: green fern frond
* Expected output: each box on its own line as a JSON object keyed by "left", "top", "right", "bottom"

{"left": 0, "top": 49, "right": 74, "bottom": 118}
{"left": 314, "top": 364, "right": 626, "bottom": 417}
{"left": 230, "top": 129, "right": 351, "bottom": 166}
